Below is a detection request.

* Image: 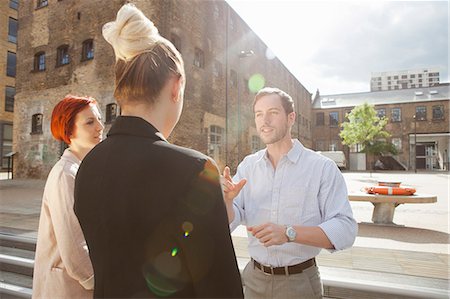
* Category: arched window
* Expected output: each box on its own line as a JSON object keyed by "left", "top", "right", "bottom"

{"left": 105, "top": 103, "right": 118, "bottom": 124}
{"left": 31, "top": 113, "right": 43, "bottom": 134}
{"left": 81, "top": 39, "right": 94, "bottom": 61}
{"left": 56, "top": 45, "right": 70, "bottom": 66}
{"left": 34, "top": 52, "right": 45, "bottom": 71}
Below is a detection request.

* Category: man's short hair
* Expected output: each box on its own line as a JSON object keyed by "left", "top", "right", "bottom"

{"left": 253, "top": 87, "right": 294, "bottom": 114}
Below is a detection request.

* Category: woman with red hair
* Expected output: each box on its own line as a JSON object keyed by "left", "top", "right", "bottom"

{"left": 32, "top": 95, "right": 104, "bottom": 299}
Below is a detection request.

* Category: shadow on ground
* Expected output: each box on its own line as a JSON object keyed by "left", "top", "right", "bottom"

{"left": 357, "top": 223, "right": 449, "bottom": 244}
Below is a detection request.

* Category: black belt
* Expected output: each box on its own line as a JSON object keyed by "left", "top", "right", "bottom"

{"left": 252, "top": 258, "right": 316, "bottom": 275}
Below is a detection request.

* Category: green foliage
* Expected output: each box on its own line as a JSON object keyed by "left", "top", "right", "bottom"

{"left": 340, "top": 103, "right": 397, "bottom": 156}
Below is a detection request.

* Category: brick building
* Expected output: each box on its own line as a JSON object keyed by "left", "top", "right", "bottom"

{"left": 13, "top": 0, "right": 312, "bottom": 178}
{"left": 312, "top": 84, "right": 449, "bottom": 171}
{"left": 0, "top": 0, "right": 18, "bottom": 170}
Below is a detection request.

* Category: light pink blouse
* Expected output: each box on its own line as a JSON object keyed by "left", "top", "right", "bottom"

{"left": 32, "top": 149, "right": 94, "bottom": 299}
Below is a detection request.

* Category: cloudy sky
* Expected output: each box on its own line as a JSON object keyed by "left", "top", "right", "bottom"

{"left": 227, "top": 0, "right": 449, "bottom": 95}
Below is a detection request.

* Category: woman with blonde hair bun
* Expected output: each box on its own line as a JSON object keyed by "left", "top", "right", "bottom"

{"left": 74, "top": 4, "right": 243, "bottom": 299}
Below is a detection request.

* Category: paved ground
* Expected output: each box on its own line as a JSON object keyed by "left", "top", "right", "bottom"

{"left": 0, "top": 171, "right": 449, "bottom": 289}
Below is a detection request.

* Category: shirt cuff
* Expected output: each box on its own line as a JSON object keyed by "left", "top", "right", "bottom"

{"left": 80, "top": 274, "right": 94, "bottom": 290}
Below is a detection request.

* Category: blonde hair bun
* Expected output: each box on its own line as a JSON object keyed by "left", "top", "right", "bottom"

{"left": 102, "top": 3, "right": 161, "bottom": 61}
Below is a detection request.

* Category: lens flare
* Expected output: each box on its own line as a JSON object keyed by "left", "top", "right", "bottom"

{"left": 249, "top": 74, "right": 266, "bottom": 93}
{"left": 171, "top": 248, "right": 178, "bottom": 257}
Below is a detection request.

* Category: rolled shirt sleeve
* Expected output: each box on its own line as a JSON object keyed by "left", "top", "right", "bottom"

{"left": 318, "top": 160, "right": 358, "bottom": 251}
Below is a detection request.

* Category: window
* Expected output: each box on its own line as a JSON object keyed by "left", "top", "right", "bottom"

{"left": 391, "top": 108, "right": 401, "bottom": 122}
{"left": 376, "top": 108, "right": 386, "bottom": 118}
{"left": 56, "top": 45, "right": 70, "bottom": 66}
{"left": 329, "top": 112, "right": 338, "bottom": 127}
{"left": 401, "top": 75, "right": 407, "bottom": 79}
{"left": 230, "top": 69, "right": 237, "bottom": 87}
{"left": 213, "top": 60, "right": 222, "bottom": 77}
{"left": 193, "top": 48, "right": 204, "bottom": 68}
{"left": 209, "top": 125, "right": 224, "bottom": 157}
{"left": 37, "top": 0, "right": 48, "bottom": 8}
{"left": 81, "top": 39, "right": 94, "bottom": 60}
{"left": 5, "top": 86, "right": 15, "bottom": 112}
{"left": 316, "top": 112, "right": 324, "bottom": 126}
{"left": 415, "top": 106, "right": 427, "bottom": 121}
{"left": 34, "top": 52, "right": 46, "bottom": 71}
{"left": 8, "top": 18, "right": 18, "bottom": 43}
{"left": 10, "top": 0, "right": 19, "bottom": 10}
{"left": 1, "top": 124, "right": 13, "bottom": 169}
{"left": 410, "top": 74, "right": 415, "bottom": 78}
{"left": 105, "top": 103, "right": 118, "bottom": 124}
{"left": 391, "top": 138, "right": 402, "bottom": 151}
{"left": 32, "top": 113, "right": 43, "bottom": 134}
{"left": 394, "top": 75, "right": 398, "bottom": 79}
{"left": 251, "top": 135, "right": 260, "bottom": 153}
{"left": 432, "top": 105, "right": 444, "bottom": 120}
{"left": 7, "top": 52, "right": 16, "bottom": 77}
{"left": 170, "top": 34, "right": 181, "bottom": 52}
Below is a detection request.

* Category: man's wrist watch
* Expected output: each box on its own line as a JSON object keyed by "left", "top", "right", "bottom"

{"left": 285, "top": 225, "right": 297, "bottom": 242}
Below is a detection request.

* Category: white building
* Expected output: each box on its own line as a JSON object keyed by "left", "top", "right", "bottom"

{"left": 371, "top": 68, "right": 440, "bottom": 91}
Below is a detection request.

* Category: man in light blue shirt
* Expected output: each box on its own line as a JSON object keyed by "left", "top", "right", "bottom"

{"left": 223, "top": 87, "right": 357, "bottom": 299}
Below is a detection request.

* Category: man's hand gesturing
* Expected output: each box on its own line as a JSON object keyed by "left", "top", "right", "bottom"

{"left": 221, "top": 166, "right": 247, "bottom": 203}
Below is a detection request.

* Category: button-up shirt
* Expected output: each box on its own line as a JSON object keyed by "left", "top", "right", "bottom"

{"left": 230, "top": 139, "right": 357, "bottom": 267}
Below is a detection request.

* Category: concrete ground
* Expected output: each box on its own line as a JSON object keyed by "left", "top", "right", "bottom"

{"left": 1, "top": 171, "right": 449, "bottom": 291}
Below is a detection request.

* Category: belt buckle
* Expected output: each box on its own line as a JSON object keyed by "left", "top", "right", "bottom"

{"left": 261, "top": 263, "right": 274, "bottom": 276}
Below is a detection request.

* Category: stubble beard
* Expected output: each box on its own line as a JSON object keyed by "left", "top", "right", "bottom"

{"left": 259, "top": 124, "right": 289, "bottom": 145}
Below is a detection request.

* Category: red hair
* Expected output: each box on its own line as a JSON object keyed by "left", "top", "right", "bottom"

{"left": 51, "top": 95, "right": 98, "bottom": 144}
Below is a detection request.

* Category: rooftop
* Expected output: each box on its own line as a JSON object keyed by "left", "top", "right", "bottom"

{"left": 313, "top": 83, "right": 449, "bottom": 109}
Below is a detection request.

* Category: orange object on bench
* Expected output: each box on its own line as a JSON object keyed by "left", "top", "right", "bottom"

{"left": 364, "top": 186, "right": 416, "bottom": 195}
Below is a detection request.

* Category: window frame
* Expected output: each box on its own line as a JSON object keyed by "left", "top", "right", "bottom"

{"left": 81, "top": 39, "right": 94, "bottom": 61}
{"left": 193, "top": 48, "right": 204, "bottom": 68}
{"left": 8, "top": 17, "right": 18, "bottom": 44}
{"left": 34, "top": 51, "right": 46, "bottom": 72}
{"left": 31, "top": 113, "right": 43, "bottom": 134}
{"left": 432, "top": 105, "right": 444, "bottom": 121}
{"left": 105, "top": 103, "right": 118, "bottom": 124}
{"left": 36, "top": 0, "right": 48, "bottom": 8}
{"left": 6, "top": 51, "right": 16, "bottom": 77}
{"left": 329, "top": 111, "right": 339, "bottom": 127}
{"left": 415, "top": 106, "right": 427, "bottom": 121}
{"left": 56, "top": 45, "right": 70, "bottom": 67}
{"left": 5, "top": 86, "right": 15, "bottom": 112}
{"left": 10, "top": 0, "right": 19, "bottom": 10}
{"left": 391, "top": 107, "right": 401, "bottom": 122}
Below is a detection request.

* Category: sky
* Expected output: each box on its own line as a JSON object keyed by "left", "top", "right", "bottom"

{"left": 227, "top": 0, "right": 449, "bottom": 95}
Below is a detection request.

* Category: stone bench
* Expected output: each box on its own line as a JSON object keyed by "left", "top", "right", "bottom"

{"left": 348, "top": 192, "right": 437, "bottom": 225}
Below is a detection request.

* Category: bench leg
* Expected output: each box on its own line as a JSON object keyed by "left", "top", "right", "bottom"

{"left": 371, "top": 203, "right": 396, "bottom": 224}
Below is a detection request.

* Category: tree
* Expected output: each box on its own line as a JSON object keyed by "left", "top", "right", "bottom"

{"left": 340, "top": 103, "right": 397, "bottom": 171}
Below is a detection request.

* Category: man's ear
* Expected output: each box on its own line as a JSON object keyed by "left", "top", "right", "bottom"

{"left": 171, "top": 76, "right": 183, "bottom": 103}
{"left": 288, "top": 111, "right": 296, "bottom": 126}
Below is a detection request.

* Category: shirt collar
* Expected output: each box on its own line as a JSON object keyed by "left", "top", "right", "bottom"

{"left": 62, "top": 148, "right": 81, "bottom": 164}
{"left": 257, "top": 139, "right": 304, "bottom": 165}
{"left": 107, "top": 116, "right": 166, "bottom": 142}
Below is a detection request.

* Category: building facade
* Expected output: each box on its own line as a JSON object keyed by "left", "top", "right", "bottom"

{"left": 0, "top": 0, "right": 18, "bottom": 170}
{"left": 312, "top": 84, "right": 450, "bottom": 171}
{"left": 14, "top": 0, "right": 312, "bottom": 178}
{"left": 370, "top": 68, "right": 440, "bottom": 92}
